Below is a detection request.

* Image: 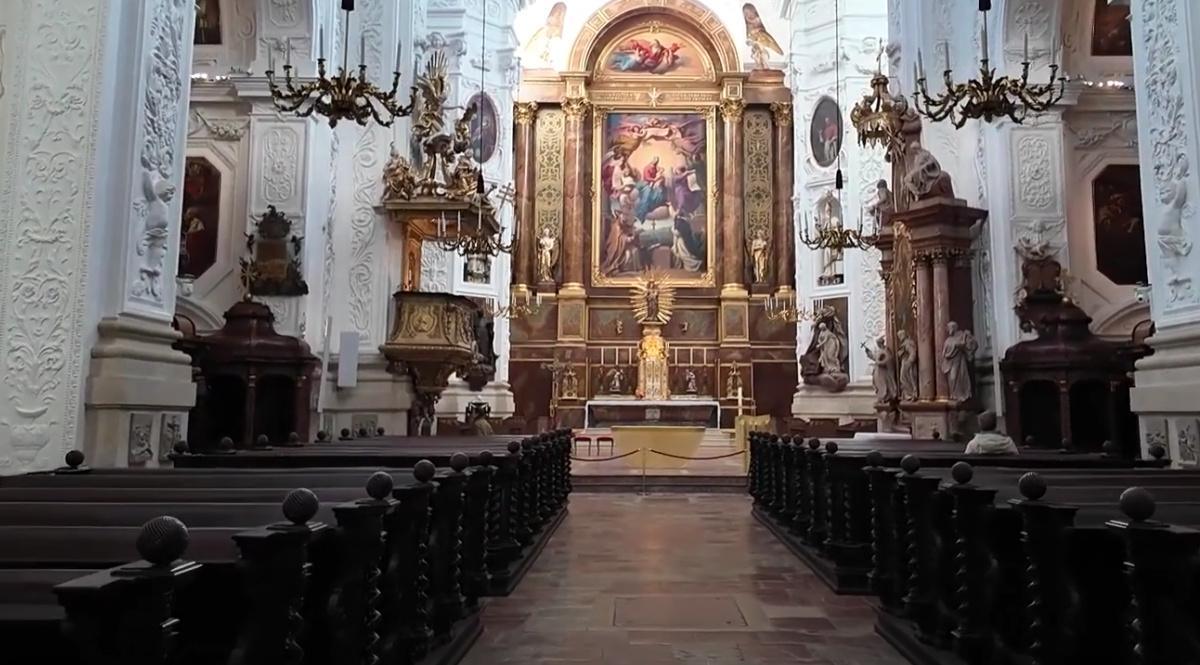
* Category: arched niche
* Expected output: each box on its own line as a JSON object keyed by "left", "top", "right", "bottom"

{"left": 567, "top": 0, "right": 741, "bottom": 77}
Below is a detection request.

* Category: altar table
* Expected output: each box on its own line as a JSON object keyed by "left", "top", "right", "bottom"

{"left": 584, "top": 398, "right": 720, "bottom": 428}
{"left": 610, "top": 425, "right": 706, "bottom": 470}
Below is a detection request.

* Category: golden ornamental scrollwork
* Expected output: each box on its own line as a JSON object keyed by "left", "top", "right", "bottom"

{"left": 514, "top": 101, "right": 539, "bottom": 126}
{"left": 769, "top": 101, "right": 793, "bottom": 127}
{"left": 743, "top": 110, "right": 773, "bottom": 283}
{"left": 562, "top": 96, "right": 592, "bottom": 119}
{"left": 718, "top": 96, "right": 745, "bottom": 123}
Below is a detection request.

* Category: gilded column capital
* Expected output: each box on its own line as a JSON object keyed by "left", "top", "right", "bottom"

{"left": 769, "top": 101, "right": 793, "bottom": 127}
{"left": 562, "top": 96, "right": 591, "bottom": 119}
{"left": 718, "top": 97, "right": 745, "bottom": 123}
{"left": 514, "top": 101, "right": 539, "bottom": 125}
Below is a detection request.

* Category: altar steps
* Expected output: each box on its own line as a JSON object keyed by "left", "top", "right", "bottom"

{"left": 571, "top": 474, "right": 747, "bottom": 494}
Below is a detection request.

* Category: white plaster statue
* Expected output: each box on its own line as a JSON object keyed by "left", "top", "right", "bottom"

{"left": 1157, "top": 154, "right": 1194, "bottom": 273}
{"left": 816, "top": 322, "right": 845, "bottom": 375}
{"left": 863, "top": 336, "right": 898, "bottom": 403}
{"left": 683, "top": 368, "right": 699, "bottom": 394}
{"left": 537, "top": 226, "right": 557, "bottom": 282}
{"left": 749, "top": 232, "right": 769, "bottom": 283}
{"left": 903, "top": 141, "right": 955, "bottom": 202}
{"left": 134, "top": 169, "right": 176, "bottom": 301}
{"left": 941, "top": 321, "right": 978, "bottom": 403}
{"left": 896, "top": 329, "right": 919, "bottom": 401}
{"left": 964, "top": 411, "right": 1019, "bottom": 456}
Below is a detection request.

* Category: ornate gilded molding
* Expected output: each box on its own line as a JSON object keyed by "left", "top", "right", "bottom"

{"left": 743, "top": 110, "right": 773, "bottom": 283}
{"left": 769, "top": 101, "right": 793, "bottom": 127}
{"left": 562, "top": 96, "right": 591, "bottom": 119}
{"left": 514, "top": 101, "right": 539, "bottom": 125}
{"left": 718, "top": 96, "right": 745, "bottom": 123}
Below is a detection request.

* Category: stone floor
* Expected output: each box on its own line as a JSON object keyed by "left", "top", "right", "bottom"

{"left": 462, "top": 494, "right": 908, "bottom": 665}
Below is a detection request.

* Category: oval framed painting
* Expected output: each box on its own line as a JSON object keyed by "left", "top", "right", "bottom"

{"left": 467, "top": 92, "right": 499, "bottom": 164}
{"left": 809, "top": 96, "right": 843, "bottom": 168}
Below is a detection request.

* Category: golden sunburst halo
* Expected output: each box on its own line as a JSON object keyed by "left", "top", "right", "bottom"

{"left": 630, "top": 268, "right": 675, "bottom": 325}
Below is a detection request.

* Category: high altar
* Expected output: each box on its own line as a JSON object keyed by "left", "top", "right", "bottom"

{"left": 507, "top": 0, "right": 797, "bottom": 428}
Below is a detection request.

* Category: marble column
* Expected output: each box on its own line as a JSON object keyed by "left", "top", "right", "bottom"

{"left": 914, "top": 256, "right": 936, "bottom": 400}
{"left": 720, "top": 97, "right": 746, "bottom": 289}
{"left": 771, "top": 102, "right": 796, "bottom": 291}
{"left": 1129, "top": 0, "right": 1200, "bottom": 462}
{"left": 931, "top": 252, "right": 951, "bottom": 399}
{"left": 560, "top": 96, "right": 590, "bottom": 290}
{"left": 513, "top": 102, "right": 539, "bottom": 288}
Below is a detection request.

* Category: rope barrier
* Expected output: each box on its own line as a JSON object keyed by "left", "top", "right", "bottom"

{"left": 569, "top": 449, "right": 643, "bottom": 463}
{"left": 646, "top": 448, "right": 747, "bottom": 461}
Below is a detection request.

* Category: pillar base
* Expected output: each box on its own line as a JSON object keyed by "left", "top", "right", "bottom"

{"left": 83, "top": 314, "right": 197, "bottom": 468}
{"left": 1132, "top": 321, "right": 1200, "bottom": 464}
{"left": 791, "top": 383, "right": 876, "bottom": 422}
{"left": 321, "top": 355, "right": 414, "bottom": 437}
{"left": 898, "top": 400, "right": 974, "bottom": 441}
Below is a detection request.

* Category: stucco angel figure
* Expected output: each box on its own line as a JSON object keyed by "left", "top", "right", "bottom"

{"left": 134, "top": 169, "right": 176, "bottom": 300}
{"left": 1158, "top": 154, "right": 1194, "bottom": 267}
{"left": 743, "top": 3, "right": 783, "bottom": 70}
{"left": 863, "top": 336, "right": 899, "bottom": 403}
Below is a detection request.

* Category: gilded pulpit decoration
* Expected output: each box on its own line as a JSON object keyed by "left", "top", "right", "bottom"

{"left": 534, "top": 109, "right": 565, "bottom": 282}
{"left": 241, "top": 206, "right": 308, "bottom": 296}
{"left": 743, "top": 109, "right": 773, "bottom": 283}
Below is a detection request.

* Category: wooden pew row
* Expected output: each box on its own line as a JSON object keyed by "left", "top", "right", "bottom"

{"left": 0, "top": 433, "right": 573, "bottom": 665}
{"left": 747, "top": 432, "right": 1200, "bottom": 665}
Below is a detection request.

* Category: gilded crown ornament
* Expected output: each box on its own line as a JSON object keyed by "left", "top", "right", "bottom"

{"left": 912, "top": 0, "right": 1065, "bottom": 128}
{"left": 266, "top": 1, "right": 414, "bottom": 128}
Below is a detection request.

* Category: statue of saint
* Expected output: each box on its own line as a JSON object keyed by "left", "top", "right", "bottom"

{"left": 941, "top": 321, "right": 978, "bottom": 403}
{"left": 561, "top": 366, "right": 578, "bottom": 399}
{"left": 605, "top": 367, "right": 626, "bottom": 394}
{"left": 902, "top": 141, "right": 955, "bottom": 203}
{"left": 537, "top": 227, "right": 557, "bottom": 282}
{"left": 726, "top": 360, "right": 742, "bottom": 397}
{"left": 749, "top": 233, "right": 769, "bottom": 283}
{"left": 896, "top": 329, "right": 919, "bottom": 401}
{"left": 636, "top": 326, "right": 670, "bottom": 400}
{"left": 863, "top": 336, "right": 898, "bottom": 403}
{"left": 683, "top": 368, "right": 699, "bottom": 394}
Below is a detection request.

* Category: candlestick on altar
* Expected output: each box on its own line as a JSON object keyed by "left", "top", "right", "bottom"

{"left": 737, "top": 386, "right": 744, "bottom": 416}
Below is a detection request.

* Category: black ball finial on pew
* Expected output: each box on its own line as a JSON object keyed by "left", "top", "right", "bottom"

{"left": 1024, "top": 435, "right": 1035, "bottom": 448}
{"left": 478, "top": 450, "right": 494, "bottom": 467}
{"left": 340, "top": 428, "right": 353, "bottom": 441}
{"left": 171, "top": 440, "right": 189, "bottom": 456}
{"left": 287, "top": 432, "right": 302, "bottom": 446}
{"left": 56, "top": 449, "right": 90, "bottom": 475}
{"left": 282, "top": 488, "right": 320, "bottom": 525}
{"left": 376, "top": 427, "right": 386, "bottom": 436}
{"left": 1018, "top": 472, "right": 1047, "bottom": 501}
{"left": 1101, "top": 439, "right": 1119, "bottom": 457}
{"left": 317, "top": 430, "right": 330, "bottom": 442}
{"left": 136, "top": 516, "right": 190, "bottom": 566}
{"left": 807, "top": 438, "right": 821, "bottom": 450}
{"left": 449, "top": 452, "right": 470, "bottom": 472}
{"left": 366, "top": 471, "right": 395, "bottom": 500}
{"left": 951, "top": 461, "right": 974, "bottom": 485}
{"left": 1120, "top": 487, "right": 1156, "bottom": 523}
{"left": 931, "top": 430, "right": 942, "bottom": 441}
{"left": 255, "top": 434, "right": 271, "bottom": 449}
{"left": 900, "top": 455, "right": 921, "bottom": 475}
{"left": 358, "top": 427, "right": 370, "bottom": 438}
{"left": 413, "top": 459, "right": 437, "bottom": 483}
{"left": 507, "top": 440, "right": 521, "bottom": 454}
{"left": 1149, "top": 443, "right": 1167, "bottom": 462}
{"left": 825, "top": 441, "right": 839, "bottom": 454}
{"left": 217, "top": 436, "right": 235, "bottom": 452}
{"left": 866, "top": 450, "right": 884, "bottom": 468}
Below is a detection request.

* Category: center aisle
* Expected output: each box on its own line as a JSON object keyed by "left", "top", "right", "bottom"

{"left": 462, "top": 494, "right": 906, "bottom": 665}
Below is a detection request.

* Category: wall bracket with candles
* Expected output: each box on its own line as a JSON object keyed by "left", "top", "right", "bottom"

{"left": 911, "top": 0, "right": 1066, "bottom": 128}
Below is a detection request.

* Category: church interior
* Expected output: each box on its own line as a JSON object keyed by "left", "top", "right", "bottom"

{"left": 3, "top": 0, "right": 1200, "bottom": 663}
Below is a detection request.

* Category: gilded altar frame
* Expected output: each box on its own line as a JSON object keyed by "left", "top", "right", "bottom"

{"left": 590, "top": 105, "right": 719, "bottom": 287}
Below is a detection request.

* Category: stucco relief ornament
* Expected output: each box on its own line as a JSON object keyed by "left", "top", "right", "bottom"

{"left": 1157, "top": 155, "right": 1195, "bottom": 303}
{"left": 133, "top": 170, "right": 176, "bottom": 301}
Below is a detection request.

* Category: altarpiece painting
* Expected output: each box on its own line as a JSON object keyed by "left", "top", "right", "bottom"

{"left": 594, "top": 111, "right": 715, "bottom": 285}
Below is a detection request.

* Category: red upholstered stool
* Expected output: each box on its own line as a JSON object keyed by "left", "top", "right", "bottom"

{"left": 573, "top": 436, "right": 592, "bottom": 456}
{"left": 596, "top": 436, "right": 614, "bottom": 456}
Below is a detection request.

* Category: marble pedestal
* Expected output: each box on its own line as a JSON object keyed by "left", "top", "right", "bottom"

{"left": 790, "top": 383, "right": 876, "bottom": 422}
{"left": 1132, "top": 321, "right": 1200, "bottom": 464}
{"left": 320, "top": 356, "right": 414, "bottom": 437}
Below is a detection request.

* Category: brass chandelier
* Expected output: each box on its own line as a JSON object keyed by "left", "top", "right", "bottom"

{"left": 798, "top": 210, "right": 879, "bottom": 251}
{"left": 484, "top": 287, "right": 541, "bottom": 320}
{"left": 764, "top": 291, "right": 832, "bottom": 323}
{"left": 850, "top": 68, "right": 909, "bottom": 157}
{"left": 912, "top": 0, "right": 1065, "bottom": 128}
{"left": 266, "top": 0, "right": 412, "bottom": 128}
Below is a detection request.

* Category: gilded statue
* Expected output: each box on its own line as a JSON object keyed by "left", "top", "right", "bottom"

{"left": 636, "top": 325, "right": 670, "bottom": 400}
{"left": 630, "top": 268, "right": 675, "bottom": 325}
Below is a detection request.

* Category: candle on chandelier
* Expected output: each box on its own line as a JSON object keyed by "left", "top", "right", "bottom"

{"left": 395, "top": 41, "right": 402, "bottom": 73}
{"left": 319, "top": 27, "right": 325, "bottom": 60}
{"left": 737, "top": 386, "right": 744, "bottom": 416}
{"left": 942, "top": 41, "right": 950, "bottom": 72}
{"left": 285, "top": 37, "right": 292, "bottom": 67}
{"left": 1023, "top": 33, "right": 1029, "bottom": 63}
{"left": 916, "top": 49, "right": 925, "bottom": 79}
{"left": 981, "top": 17, "right": 989, "bottom": 61}
{"left": 360, "top": 34, "right": 366, "bottom": 67}
{"left": 268, "top": 43, "right": 275, "bottom": 72}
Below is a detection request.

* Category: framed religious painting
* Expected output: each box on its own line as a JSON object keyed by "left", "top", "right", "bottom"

{"left": 1092, "top": 164, "right": 1147, "bottom": 286}
{"left": 467, "top": 92, "right": 499, "bottom": 164}
{"left": 592, "top": 109, "right": 717, "bottom": 286}
{"left": 809, "top": 96, "right": 842, "bottom": 169}
{"left": 593, "top": 24, "right": 716, "bottom": 82}
{"left": 179, "top": 157, "right": 222, "bottom": 279}
{"left": 194, "top": 0, "right": 222, "bottom": 45}
{"left": 1091, "top": 0, "right": 1132, "bottom": 57}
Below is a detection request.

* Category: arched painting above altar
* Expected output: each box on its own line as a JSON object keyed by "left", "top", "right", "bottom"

{"left": 593, "top": 25, "right": 716, "bottom": 81}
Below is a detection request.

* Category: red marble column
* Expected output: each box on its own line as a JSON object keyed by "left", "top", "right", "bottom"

{"left": 770, "top": 102, "right": 795, "bottom": 290}
{"left": 720, "top": 98, "right": 746, "bottom": 288}
{"left": 931, "top": 252, "right": 951, "bottom": 399}
{"left": 915, "top": 255, "right": 936, "bottom": 400}
{"left": 561, "top": 97, "right": 590, "bottom": 288}
{"left": 512, "top": 102, "right": 538, "bottom": 287}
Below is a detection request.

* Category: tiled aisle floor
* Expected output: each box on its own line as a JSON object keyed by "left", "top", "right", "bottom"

{"left": 462, "top": 494, "right": 908, "bottom": 665}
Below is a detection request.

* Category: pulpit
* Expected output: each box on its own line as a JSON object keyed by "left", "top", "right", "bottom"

{"left": 185, "top": 300, "right": 318, "bottom": 449}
